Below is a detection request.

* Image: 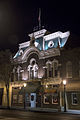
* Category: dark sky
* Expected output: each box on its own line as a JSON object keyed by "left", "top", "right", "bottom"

{"left": 0, "top": 0, "right": 80, "bottom": 52}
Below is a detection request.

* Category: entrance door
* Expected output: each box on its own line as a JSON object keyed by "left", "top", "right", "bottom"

{"left": 30, "top": 93, "right": 36, "bottom": 108}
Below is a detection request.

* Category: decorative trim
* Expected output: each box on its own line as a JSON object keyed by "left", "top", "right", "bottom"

{"left": 44, "top": 31, "right": 70, "bottom": 41}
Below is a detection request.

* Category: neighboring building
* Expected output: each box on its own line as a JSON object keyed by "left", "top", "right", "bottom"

{"left": 10, "top": 28, "right": 80, "bottom": 111}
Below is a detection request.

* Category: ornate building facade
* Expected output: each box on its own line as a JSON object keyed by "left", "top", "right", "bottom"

{"left": 10, "top": 28, "right": 80, "bottom": 110}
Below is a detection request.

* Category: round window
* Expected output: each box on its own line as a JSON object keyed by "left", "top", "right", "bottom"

{"left": 48, "top": 41, "right": 54, "bottom": 48}
{"left": 30, "top": 58, "right": 36, "bottom": 65}
{"left": 32, "top": 60, "right": 35, "bottom": 65}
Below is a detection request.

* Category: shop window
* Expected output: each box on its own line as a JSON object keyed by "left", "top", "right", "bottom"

{"left": 72, "top": 93, "right": 78, "bottom": 105}
{"left": 52, "top": 93, "right": 58, "bottom": 104}
{"left": 13, "top": 95, "right": 17, "bottom": 104}
{"left": 66, "top": 61, "right": 72, "bottom": 78}
{"left": 18, "top": 95, "right": 23, "bottom": 103}
{"left": 25, "top": 94, "right": 30, "bottom": 103}
{"left": 44, "top": 94, "right": 50, "bottom": 104}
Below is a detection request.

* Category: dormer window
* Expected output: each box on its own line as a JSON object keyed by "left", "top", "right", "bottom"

{"left": 48, "top": 41, "right": 54, "bottom": 48}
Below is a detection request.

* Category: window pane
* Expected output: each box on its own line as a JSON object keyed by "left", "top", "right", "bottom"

{"left": 44, "top": 94, "right": 50, "bottom": 104}
{"left": 72, "top": 93, "right": 78, "bottom": 105}
{"left": 52, "top": 93, "right": 58, "bottom": 104}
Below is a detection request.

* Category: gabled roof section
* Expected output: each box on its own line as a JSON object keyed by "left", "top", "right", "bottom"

{"left": 43, "top": 31, "right": 70, "bottom": 50}
{"left": 13, "top": 41, "right": 30, "bottom": 59}
{"left": 13, "top": 30, "right": 70, "bottom": 59}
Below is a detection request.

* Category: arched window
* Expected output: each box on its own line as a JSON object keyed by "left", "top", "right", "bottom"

{"left": 52, "top": 59, "right": 58, "bottom": 77}
{"left": 46, "top": 60, "right": 52, "bottom": 77}
{"left": 28, "top": 58, "right": 38, "bottom": 80}
{"left": 66, "top": 61, "right": 72, "bottom": 78}
{"left": 16, "top": 66, "right": 22, "bottom": 81}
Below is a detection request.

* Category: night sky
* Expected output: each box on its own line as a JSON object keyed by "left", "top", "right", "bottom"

{"left": 0, "top": 0, "right": 80, "bottom": 52}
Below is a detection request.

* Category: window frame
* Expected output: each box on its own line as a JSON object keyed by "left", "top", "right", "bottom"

{"left": 72, "top": 93, "right": 78, "bottom": 105}
{"left": 43, "top": 94, "right": 50, "bottom": 104}
{"left": 52, "top": 93, "right": 58, "bottom": 104}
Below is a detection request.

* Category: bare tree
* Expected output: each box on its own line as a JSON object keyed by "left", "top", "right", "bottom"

{"left": 0, "top": 49, "right": 12, "bottom": 108}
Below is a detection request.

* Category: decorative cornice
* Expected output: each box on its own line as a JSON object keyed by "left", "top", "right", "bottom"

{"left": 13, "top": 47, "right": 60, "bottom": 64}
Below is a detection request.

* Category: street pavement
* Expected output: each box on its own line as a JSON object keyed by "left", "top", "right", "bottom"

{"left": 9, "top": 106, "right": 80, "bottom": 115}
{"left": 0, "top": 109, "right": 80, "bottom": 120}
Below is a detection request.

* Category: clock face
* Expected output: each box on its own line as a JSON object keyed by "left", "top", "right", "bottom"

{"left": 48, "top": 41, "right": 54, "bottom": 48}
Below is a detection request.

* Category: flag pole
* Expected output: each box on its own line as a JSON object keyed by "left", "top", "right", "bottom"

{"left": 38, "top": 8, "right": 41, "bottom": 30}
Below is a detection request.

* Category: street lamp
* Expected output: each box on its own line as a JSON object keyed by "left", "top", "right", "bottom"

{"left": 63, "top": 80, "right": 67, "bottom": 112}
{"left": 23, "top": 83, "right": 27, "bottom": 109}
{"left": 24, "top": 83, "right": 27, "bottom": 87}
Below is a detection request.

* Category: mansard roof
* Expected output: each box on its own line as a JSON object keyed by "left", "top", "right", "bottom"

{"left": 13, "top": 29, "right": 70, "bottom": 59}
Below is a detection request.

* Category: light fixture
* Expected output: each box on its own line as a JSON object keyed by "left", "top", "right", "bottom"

{"left": 46, "top": 84, "right": 48, "bottom": 88}
{"left": 63, "top": 80, "right": 66, "bottom": 85}
{"left": 23, "top": 83, "right": 27, "bottom": 87}
{"left": 63, "top": 79, "right": 67, "bottom": 112}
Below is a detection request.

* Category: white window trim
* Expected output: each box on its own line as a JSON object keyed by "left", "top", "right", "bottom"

{"left": 72, "top": 93, "right": 78, "bottom": 105}
{"left": 43, "top": 94, "right": 50, "bottom": 104}
{"left": 52, "top": 94, "right": 58, "bottom": 104}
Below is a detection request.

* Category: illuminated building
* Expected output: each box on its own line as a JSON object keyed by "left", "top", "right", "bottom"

{"left": 11, "top": 28, "right": 73, "bottom": 110}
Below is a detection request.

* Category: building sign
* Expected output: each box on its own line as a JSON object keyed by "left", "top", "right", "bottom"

{"left": 45, "top": 89, "right": 56, "bottom": 93}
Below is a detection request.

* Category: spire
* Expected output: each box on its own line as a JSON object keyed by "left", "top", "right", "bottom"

{"left": 38, "top": 8, "right": 41, "bottom": 30}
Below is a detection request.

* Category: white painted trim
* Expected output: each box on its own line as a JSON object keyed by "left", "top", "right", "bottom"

{"left": 44, "top": 31, "right": 70, "bottom": 41}
{"left": 19, "top": 41, "right": 30, "bottom": 49}
{"left": 72, "top": 93, "right": 78, "bottom": 105}
{"left": 43, "top": 94, "right": 50, "bottom": 104}
{"left": 28, "top": 29, "right": 47, "bottom": 39}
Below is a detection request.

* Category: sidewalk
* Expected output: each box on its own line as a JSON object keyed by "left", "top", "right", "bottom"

{"left": 1, "top": 106, "right": 80, "bottom": 115}
{"left": 65, "top": 109, "right": 80, "bottom": 115}
{"left": 28, "top": 107, "right": 80, "bottom": 114}
{"left": 11, "top": 107, "right": 80, "bottom": 115}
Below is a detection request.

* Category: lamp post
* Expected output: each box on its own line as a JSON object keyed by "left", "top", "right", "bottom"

{"left": 23, "top": 83, "right": 27, "bottom": 109}
{"left": 63, "top": 80, "right": 67, "bottom": 112}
